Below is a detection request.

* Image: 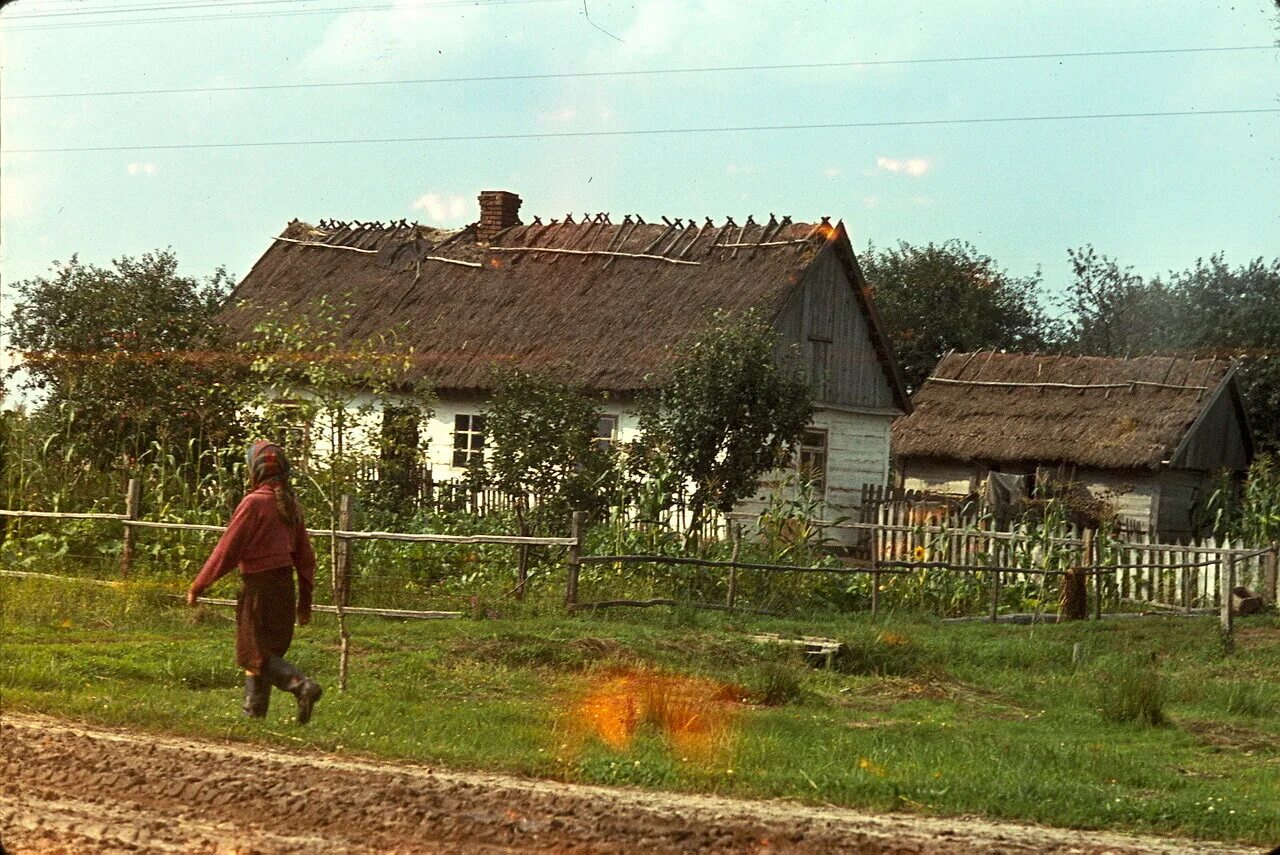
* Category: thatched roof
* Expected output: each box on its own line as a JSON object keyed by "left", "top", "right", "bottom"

{"left": 221, "top": 214, "right": 905, "bottom": 400}
{"left": 892, "top": 352, "right": 1243, "bottom": 470}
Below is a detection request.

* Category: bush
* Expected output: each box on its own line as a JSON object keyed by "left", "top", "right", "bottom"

{"left": 1098, "top": 658, "right": 1167, "bottom": 726}
{"left": 751, "top": 659, "right": 805, "bottom": 706}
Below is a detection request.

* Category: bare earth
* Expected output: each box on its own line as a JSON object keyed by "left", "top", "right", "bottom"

{"left": 0, "top": 713, "right": 1256, "bottom": 855}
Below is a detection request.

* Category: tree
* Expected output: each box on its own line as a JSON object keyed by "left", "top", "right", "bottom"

{"left": 1061, "top": 246, "right": 1175, "bottom": 357}
{"left": 860, "top": 240, "right": 1051, "bottom": 391}
{"left": 1059, "top": 250, "right": 1280, "bottom": 451}
{"left": 485, "top": 371, "right": 610, "bottom": 595}
{"left": 4, "top": 251, "right": 241, "bottom": 466}
{"left": 639, "top": 310, "right": 812, "bottom": 542}
{"left": 1164, "top": 254, "right": 1280, "bottom": 452}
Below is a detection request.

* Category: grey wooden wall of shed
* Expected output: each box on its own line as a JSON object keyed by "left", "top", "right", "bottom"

{"left": 1169, "top": 380, "right": 1252, "bottom": 472}
{"left": 772, "top": 246, "right": 897, "bottom": 411}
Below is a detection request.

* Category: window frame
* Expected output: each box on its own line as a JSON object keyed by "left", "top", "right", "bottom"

{"left": 593, "top": 414, "right": 619, "bottom": 454}
{"left": 797, "top": 427, "right": 829, "bottom": 496}
{"left": 452, "top": 413, "right": 487, "bottom": 469}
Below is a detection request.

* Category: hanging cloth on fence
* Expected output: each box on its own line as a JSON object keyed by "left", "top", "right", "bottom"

{"left": 984, "top": 472, "right": 1028, "bottom": 526}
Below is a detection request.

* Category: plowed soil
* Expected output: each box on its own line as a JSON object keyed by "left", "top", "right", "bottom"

{"left": 0, "top": 713, "right": 1253, "bottom": 855}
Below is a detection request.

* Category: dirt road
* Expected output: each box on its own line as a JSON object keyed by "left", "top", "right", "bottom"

{"left": 1, "top": 713, "right": 1256, "bottom": 854}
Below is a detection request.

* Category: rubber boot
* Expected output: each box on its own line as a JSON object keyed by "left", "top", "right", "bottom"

{"left": 263, "top": 656, "right": 323, "bottom": 724}
{"left": 242, "top": 674, "right": 271, "bottom": 718}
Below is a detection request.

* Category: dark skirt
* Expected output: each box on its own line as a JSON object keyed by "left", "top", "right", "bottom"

{"left": 236, "top": 566, "right": 296, "bottom": 672}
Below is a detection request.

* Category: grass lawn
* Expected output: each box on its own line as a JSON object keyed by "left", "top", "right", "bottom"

{"left": 3, "top": 574, "right": 1278, "bottom": 846}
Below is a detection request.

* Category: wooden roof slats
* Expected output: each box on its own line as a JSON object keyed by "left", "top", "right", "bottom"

{"left": 603, "top": 219, "right": 642, "bottom": 269}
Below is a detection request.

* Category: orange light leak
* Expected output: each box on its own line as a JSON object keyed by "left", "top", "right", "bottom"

{"left": 566, "top": 669, "right": 745, "bottom": 762}
{"left": 815, "top": 223, "right": 837, "bottom": 240}
{"left": 488, "top": 257, "right": 503, "bottom": 268}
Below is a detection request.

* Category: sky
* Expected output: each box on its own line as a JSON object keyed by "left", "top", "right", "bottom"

{"left": 1, "top": 0, "right": 1278, "bottom": 380}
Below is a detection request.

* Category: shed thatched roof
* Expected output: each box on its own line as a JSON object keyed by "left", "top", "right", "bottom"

{"left": 892, "top": 352, "right": 1240, "bottom": 470}
{"left": 220, "top": 215, "right": 906, "bottom": 401}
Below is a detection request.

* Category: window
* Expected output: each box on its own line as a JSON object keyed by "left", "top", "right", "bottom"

{"left": 594, "top": 415, "right": 619, "bottom": 454}
{"left": 452, "top": 414, "right": 486, "bottom": 469}
{"left": 271, "top": 399, "right": 311, "bottom": 468}
{"left": 797, "top": 429, "right": 828, "bottom": 494}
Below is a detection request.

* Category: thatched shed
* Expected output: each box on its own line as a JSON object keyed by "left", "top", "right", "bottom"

{"left": 219, "top": 193, "right": 910, "bottom": 528}
{"left": 892, "top": 352, "right": 1254, "bottom": 538}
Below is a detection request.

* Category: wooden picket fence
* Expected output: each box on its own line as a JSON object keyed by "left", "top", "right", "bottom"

{"left": 851, "top": 506, "right": 1276, "bottom": 612}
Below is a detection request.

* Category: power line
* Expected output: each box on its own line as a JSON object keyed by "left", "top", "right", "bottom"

{"left": 7, "top": 107, "right": 1277, "bottom": 154}
{"left": 7, "top": 45, "right": 1276, "bottom": 101}
{"left": 3, "top": 0, "right": 338, "bottom": 17}
{"left": 0, "top": 0, "right": 568, "bottom": 29}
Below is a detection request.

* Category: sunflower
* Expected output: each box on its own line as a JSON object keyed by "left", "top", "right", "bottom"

{"left": 912, "top": 545, "right": 927, "bottom": 561}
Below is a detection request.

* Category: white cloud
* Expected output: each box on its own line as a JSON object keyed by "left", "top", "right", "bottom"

{"left": 539, "top": 105, "right": 579, "bottom": 125}
{"left": 876, "top": 156, "right": 930, "bottom": 177}
{"left": 125, "top": 162, "right": 157, "bottom": 176}
{"left": 861, "top": 196, "right": 880, "bottom": 209}
{"left": 412, "top": 192, "right": 471, "bottom": 225}
{"left": 823, "top": 166, "right": 842, "bottom": 178}
{"left": 304, "top": 0, "right": 498, "bottom": 72}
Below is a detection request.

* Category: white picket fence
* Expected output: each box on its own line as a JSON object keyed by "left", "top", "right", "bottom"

{"left": 848, "top": 500, "right": 1276, "bottom": 610}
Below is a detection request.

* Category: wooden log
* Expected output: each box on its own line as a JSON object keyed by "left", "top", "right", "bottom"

{"left": 119, "top": 479, "right": 142, "bottom": 579}
{"left": 272, "top": 236, "right": 377, "bottom": 253}
{"left": 0, "top": 509, "right": 127, "bottom": 520}
{"left": 573, "top": 598, "right": 778, "bottom": 616}
{"left": 489, "top": 246, "right": 700, "bottom": 265}
{"left": 0, "top": 570, "right": 462, "bottom": 619}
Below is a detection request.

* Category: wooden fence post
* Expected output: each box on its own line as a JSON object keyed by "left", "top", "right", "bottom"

{"left": 335, "top": 493, "right": 355, "bottom": 692}
{"left": 1265, "top": 543, "right": 1278, "bottom": 606}
{"left": 726, "top": 523, "right": 741, "bottom": 611}
{"left": 989, "top": 569, "right": 1000, "bottom": 623}
{"left": 870, "top": 559, "right": 880, "bottom": 618}
{"left": 1087, "top": 528, "right": 1102, "bottom": 621}
{"left": 336, "top": 493, "right": 354, "bottom": 607}
{"left": 119, "top": 478, "right": 141, "bottom": 579}
{"left": 1220, "top": 555, "right": 1235, "bottom": 642}
{"left": 566, "top": 510, "right": 586, "bottom": 610}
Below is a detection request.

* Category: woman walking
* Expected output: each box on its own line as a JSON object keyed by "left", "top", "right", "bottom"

{"left": 187, "top": 440, "right": 323, "bottom": 723}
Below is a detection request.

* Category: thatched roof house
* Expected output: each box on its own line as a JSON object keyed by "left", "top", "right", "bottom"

{"left": 222, "top": 198, "right": 908, "bottom": 404}
{"left": 892, "top": 352, "right": 1254, "bottom": 537}
{"left": 220, "top": 191, "right": 909, "bottom": 527}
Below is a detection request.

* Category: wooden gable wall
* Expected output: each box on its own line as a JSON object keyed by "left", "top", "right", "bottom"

{"left": 773, "top": 244, "right": 899, "bottom": 412}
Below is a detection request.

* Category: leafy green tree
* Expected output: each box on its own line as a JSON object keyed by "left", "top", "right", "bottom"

{"left": 861, "top": 240, "right": 1051, "bottom": 391}
{"left": 486, "top": 371, "right": 609, "bottom": 522}
{"left": 4, "top": 251, "right": 241, "bottom": 466}
{"left": 484, "top": 371, "right": 610, "bottom": 595}
{"left": 1061, "top": 250, "right": 1280, "bottom": 451}
{"left": 1061, "top": 246, "right": 1176, "bottom": 357}
{"left": 639, "top": 310, "right": 812, "bottom": 542}
{"left": 1164, "top": 255, "right": 1280, "bottom": 452}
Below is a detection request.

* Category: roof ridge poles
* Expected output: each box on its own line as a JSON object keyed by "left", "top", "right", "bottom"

{"left": 603, "top": 215, "right": 642, "bottom": 269}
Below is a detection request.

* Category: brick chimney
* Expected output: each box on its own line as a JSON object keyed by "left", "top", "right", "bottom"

{"left": 476, "top": 190, "right": 522, "bottom": 242}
